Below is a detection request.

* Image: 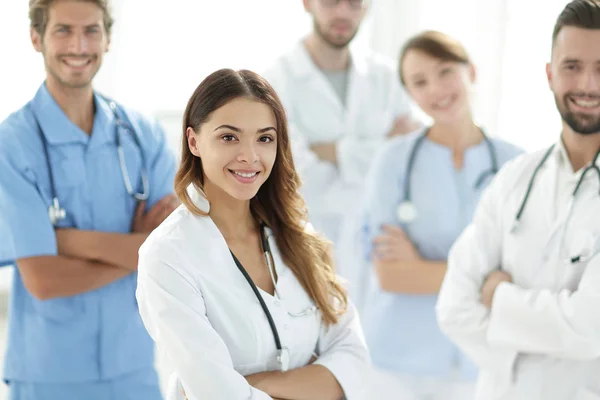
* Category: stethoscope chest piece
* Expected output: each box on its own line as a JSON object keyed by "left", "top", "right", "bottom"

{"left": 397, "top": 201, "right": 418, "bottom": 224}
{"left": 48, "top": 198, "right": 66, "bottom": 226}
{"left": 277, "top": 347, "right": 290, "bottom": 372}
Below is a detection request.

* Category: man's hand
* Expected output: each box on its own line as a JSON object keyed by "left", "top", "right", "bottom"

{"left": 310, "top": 142, "right": 337, "bottom": 165}
{"left": 481, "top": 270, "right": 512, "bottom": 308}
{"left": 372, "top": 224, "right": 421, "bottom": 262}
{"left": 387, "top": 115, "right": 422, "bottom": 138}
{"left": 131, "top": 194, "right": 179, "bottom": 233}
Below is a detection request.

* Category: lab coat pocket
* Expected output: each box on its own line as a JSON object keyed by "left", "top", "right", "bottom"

{"left": 562, "top": 230, "right": 599, "bottom": 290}
{"left": 285, "top": 294, "right": 321, "bottom": 360}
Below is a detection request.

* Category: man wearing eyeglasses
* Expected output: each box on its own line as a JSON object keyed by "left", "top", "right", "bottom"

{"left": 263, "top": 0, "right": 420, "bottom": 285}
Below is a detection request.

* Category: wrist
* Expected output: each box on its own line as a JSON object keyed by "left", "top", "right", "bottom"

{"left": 247, "top": 371, "right": 283, "bottom": 395}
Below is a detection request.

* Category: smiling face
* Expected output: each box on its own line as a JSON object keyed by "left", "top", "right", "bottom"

{"left": 547, "top": 26, "right": 600, "bottom": 135}
{"left": 31, "top": 0, "right": 109, "bottom": 91}
{"left": 186, "top": 97, "right": 278, "bottom": 202}
{"left": 401, "top": 49, "right": 475, "bottom": 125}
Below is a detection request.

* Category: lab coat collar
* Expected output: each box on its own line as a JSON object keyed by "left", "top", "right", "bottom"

{"left": 188, "top": 187, "right": 278, "bottom": 243}
{"left": 189, "top": 186, "right": 211, "bottom": 213}
{"left": 552, "top": 138, "right": 571, "bottom": 174}
{"left": 88, "top": 93, "right": 117, "bottom": 149}
{"left": 31, "top": 82, "right": 114, "bottom": 147}
{"left": 554, "top": 136, "right": 600, "bottom": 175}
{"left": 287, "top": 40, "right": 368, "bottom": 79}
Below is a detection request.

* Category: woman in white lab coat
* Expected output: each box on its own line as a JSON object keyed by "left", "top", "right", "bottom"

{"left": 135, "top": 69, "right": 369, "bottom": 400}
{"left": 358, "top": 31, "right": 523, "bottom": 399}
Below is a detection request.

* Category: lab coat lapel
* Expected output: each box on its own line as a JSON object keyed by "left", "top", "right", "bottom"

{"left": 290, "top": 43, "right": 345, "bottom": 115}
{"left": 541, "top": 153, "right": 565, "bottom": 242}
{"left": 345, "top": 53, "right": 369, "bottom": 135}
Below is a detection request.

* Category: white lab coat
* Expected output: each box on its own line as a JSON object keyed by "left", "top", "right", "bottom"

{"left": 436, "top": 141, "right": 600, "bottom": 400}
{"left": 136, "top": 191, "right": 370, "bottom": 400}
{"left": 262, "top": 42, "right": 413, "bottom": 247}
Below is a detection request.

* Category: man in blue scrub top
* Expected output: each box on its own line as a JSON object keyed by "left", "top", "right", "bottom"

{"left": 0, "top": 0, "right": 177, "bottom": 399}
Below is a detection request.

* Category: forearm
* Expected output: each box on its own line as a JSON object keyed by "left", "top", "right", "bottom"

{"left": 487, "top": 281, "right": 600, "bottom": 359}
{"left": 247, "top": 364, "right": 343, "bottom": 400}
{"left": 375, "top": 259, "right": 447, "bottom": 294}
{"left": 19, "top": 255, "right": 133, "bottom": 300}
{"left": 57, "top": 230, "right": 148, "bottom": 271}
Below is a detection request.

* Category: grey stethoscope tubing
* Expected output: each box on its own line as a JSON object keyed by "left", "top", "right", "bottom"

{"left": 510, "top": 143, "right": 600, "bottom": 264}
{"left": 396, "top": 128, "right": 499, "bottom": 223}
{"left": 31, "top": 96, "right": 149, "bottom": 227}
{"left": 230, "top": 223, "right": 318, "bottom": 372}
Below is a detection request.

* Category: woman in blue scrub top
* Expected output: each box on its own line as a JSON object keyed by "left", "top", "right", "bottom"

{"left": 0, "top": 1, "right": 177, "bottom": 399}
{"left": 360, "top": 31, "right": 524, "bottom": 399}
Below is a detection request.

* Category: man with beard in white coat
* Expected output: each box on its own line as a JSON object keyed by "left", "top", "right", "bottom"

{"left": 436, "top": 1, "right": 600, "bottom": 399}
{"left": 263, "top": 0, "right": 419, "bottom": 266}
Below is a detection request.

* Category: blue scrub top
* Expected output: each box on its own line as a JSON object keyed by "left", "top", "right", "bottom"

{"left": 360, "top": 129, "right": 523, "bottom": 379}
{"left": 0, "top": 83, "right": 177, "bottom": 383}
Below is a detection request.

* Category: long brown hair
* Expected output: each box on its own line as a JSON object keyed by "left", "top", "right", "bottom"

{"left": 174, "top": 69, "right": 347, "bottom": 325}
{"left": 399, "top": 30, "right": 471, "bottom": 85}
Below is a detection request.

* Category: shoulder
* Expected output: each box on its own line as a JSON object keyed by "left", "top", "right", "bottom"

{"left": 0, "top": 104, "right": 38, "bottom": 167}
{"left": 138, "top": 206, "right": 216, "bottom": 277}
{"left": 488, "top": 137, "right": 526, "bottom": 164}
{"left": 98, "top": 95, "right": 166, "bottom": 146}
{"left": 373, "top": 129, "right": 424, "bottom": 168}
{"left": 355, "top": 50, "right": 399, "bottom": 86}
{"left": 361, "top": 50, "right": 397, "bottom": 73}
{"left": 488, "top": 146, "right": 552, "bottom": 194}
{"left": 262, "top": 43, "right": 303, "bottom": 87}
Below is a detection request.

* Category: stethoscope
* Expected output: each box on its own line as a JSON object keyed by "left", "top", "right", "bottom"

{"left": 31, "top": 97, "right": 149, "bottom": 227}
{"left": 510, "top": 143, "right": 600, "bottom": 264}
{"left": 230, "top": 223, "right": 318, "bottom": 372}
{"left": 396, "top": 128, "right": 499, "bottom": 223}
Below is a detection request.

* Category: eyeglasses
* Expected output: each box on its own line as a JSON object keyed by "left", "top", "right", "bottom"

{"left": 319, "top": 0, "right": 365, "bottom": 9}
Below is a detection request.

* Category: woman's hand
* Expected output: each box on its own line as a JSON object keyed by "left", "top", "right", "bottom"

{"left": 481, "top": 270, "right": 512, "bottom": 308}
{"left": 372, "top": 224, "right": 421, "bottom": 262}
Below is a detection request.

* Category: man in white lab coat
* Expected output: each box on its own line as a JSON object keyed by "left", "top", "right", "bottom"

{"left": 263, "top": 0, "right": 419, "bottom": 251}
{"left": 436, "top": 1, "right": 600, "bottom": 399}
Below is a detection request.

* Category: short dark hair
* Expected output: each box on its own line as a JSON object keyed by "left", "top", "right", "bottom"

{"left": 552, "top": 0, "right": 600, "bottom": 46}
{"left": 29, "top": 0, "right": 114, "bottom": 37}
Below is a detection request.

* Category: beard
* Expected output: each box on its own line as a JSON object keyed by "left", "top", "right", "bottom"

{"left": 313, "top": 19, "right": 359, "bottom": 49}
{"left": 555, "top": 92, "right": 600, "bottom": 135}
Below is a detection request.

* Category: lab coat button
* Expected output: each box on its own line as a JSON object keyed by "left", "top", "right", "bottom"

{"left": 274, "top": 300, "right": 281, "bottom": 307}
